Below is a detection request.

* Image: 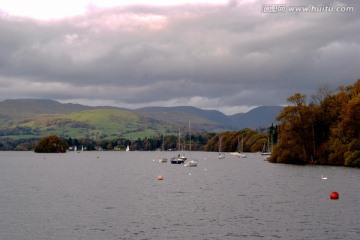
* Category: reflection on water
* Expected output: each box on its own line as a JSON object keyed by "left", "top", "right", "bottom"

{"left": 0, "top": 151, "right": 359, "bottom": 240}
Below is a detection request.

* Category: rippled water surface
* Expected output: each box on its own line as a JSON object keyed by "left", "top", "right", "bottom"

{"left": 0, "top": 151, "right": 359, "bottom": 240}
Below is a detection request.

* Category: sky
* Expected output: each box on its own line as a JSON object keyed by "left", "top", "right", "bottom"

{"left": 0, "top": 0, "right": 359, "bottom": 115}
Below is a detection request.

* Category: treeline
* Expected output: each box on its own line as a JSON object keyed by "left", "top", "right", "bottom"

{"left": 0, "top": 138, "right": 38, "bottom": 151}
{"left": 270, "top": 79, "right": 360, "bottom": 167}
{"left": 0, "top": 126, "right": 39, "bottom": 136}
{"left": 204, "top": 128, "right": 275, "bottom": 153}
{"left": 0, "top": 132, "right": 217, "bottom": 151}
{"left": 65, "top": 132, "right": 215, "bottom": 151}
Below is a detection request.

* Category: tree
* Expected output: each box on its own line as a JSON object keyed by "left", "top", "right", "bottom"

{"left": 34, "top": 135, "right": 68, "bottom": 153}
{"left": 272, "top": 93, "right": 310, "bottom": 164}
{"left": 272, "top": 79, "right": 360, "bottom": 167}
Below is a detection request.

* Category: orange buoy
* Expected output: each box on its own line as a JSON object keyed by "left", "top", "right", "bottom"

{"left": 330, "top": 192, "right": 339, "bottom": 200}
{"left": 157, "top": 175, "right": 164, "bottom": 180}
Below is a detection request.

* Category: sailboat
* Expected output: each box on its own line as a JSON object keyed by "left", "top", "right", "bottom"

{"left": 171, "top": 130, "right": 187, "bottom": 164}
{"left": 158, "top": 134, "right": 168, "bottom": 163}
{"left": 261, "top": 138, "right": 271, "bottom": 156}
{"left": 238, "top": 135, "right": 247, "bottom": 158}
{"left": 217, "top": 136, "right": 225, "bottom": 159}
{"left": 126, "top": 145, "right": 130, "bottom": 152}
{"left": 230, "top": 137, "right": 241, "bottom": 157}
{"left": 184, "top": 121, "right": 198, "bottom": 167}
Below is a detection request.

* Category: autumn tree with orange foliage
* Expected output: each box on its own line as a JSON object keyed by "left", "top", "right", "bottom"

{"left": 270, "top": 79, "right": 360, "bottom": 167}
{"left": 34, "top": 135, "right": 69, "bottom": 153}
{"left": 204, "top": 128, "right": 268, "bottom": 153}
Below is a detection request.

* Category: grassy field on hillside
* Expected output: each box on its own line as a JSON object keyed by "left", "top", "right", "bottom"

{"left": 13, "top": 108, "right": 177, "bottom": 140}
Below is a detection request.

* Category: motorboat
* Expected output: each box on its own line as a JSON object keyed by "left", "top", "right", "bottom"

{"left": 170, "top": 154, "right": 187, "bottom": 164}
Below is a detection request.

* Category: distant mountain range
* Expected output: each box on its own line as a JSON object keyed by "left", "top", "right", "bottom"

{"left": 134, "top": 105, "right": 283, "bottom": 131}
{"left": 0, "top": 99, "right": 283, "bottom": 139}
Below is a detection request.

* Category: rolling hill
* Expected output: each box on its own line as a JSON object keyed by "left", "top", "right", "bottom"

{"left": 136, "top": 105, "right": 283, "bottom": 130}
{"left": 134, "top": 106, "right": 233, "bottom": 131}
{"left": 0, "top": 99, "right": 283, "bottom": 139}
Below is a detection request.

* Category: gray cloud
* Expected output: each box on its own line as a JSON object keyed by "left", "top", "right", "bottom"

{"left": 0, "top": 0, "right": 359, "bottom": 114}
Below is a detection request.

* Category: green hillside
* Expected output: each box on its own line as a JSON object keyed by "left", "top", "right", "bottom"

{"left": 15, "top": 108, "right": 175, "bottom": 140}
{"left": 0, "top": 99, "right": 281, "bottom": 141}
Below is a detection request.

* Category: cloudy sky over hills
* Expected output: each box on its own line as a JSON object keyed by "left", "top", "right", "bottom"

{"left": 0, "top": 0, "right": 359, "bottom": 114}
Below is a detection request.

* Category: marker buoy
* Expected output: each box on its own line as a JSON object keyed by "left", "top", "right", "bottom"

{"left": 330, "top": 192, "right": 339, "bottom": 200}
{"left": 157, "top": 175, "right": 164, "bottom": 180}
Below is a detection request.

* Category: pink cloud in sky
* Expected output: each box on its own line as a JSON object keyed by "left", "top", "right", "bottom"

{"left": 0, "top": 0, "right": 228, "bottom": 20}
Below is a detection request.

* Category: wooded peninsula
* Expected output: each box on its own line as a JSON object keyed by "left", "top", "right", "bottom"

{"left": 269, "top": 79, "right": 360, "bottom": 167}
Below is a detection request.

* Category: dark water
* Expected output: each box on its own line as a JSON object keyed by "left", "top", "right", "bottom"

{"left": 0, "top": 151, "right": 359, "bottom": 240}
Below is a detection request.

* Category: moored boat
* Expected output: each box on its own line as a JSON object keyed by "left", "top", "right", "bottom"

{"left": 171, "top": 154, "right": 187, "bottom": 164}
{"left": 158, "top": 157, "right": 168, "bottom": 163}
{"left": 184, "top": 159, "right": 198, "bottom": 167}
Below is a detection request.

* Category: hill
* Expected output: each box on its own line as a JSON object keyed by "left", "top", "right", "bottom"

{"left": 0, "top": 99, "right": 283, "bottom": 139}
{"left": 229, "top": 106, "right": 283, "bottom": 129}
{"left": 136, "top": 105, "right": 282, "bottom": 130}
{"left": 19, "top": 108, "right": 170, "bottom": 139}
{"left": 0, "top": 99, "right": 91, "bottom": 116}
{"left": 134, "top": 106, "right": 233, "bottom": 131}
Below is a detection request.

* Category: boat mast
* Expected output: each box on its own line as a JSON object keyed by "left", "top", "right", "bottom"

{"left": 237, "top": 136, "right": 240, "bottom": 152}
{"left": 189, "top": 120, "right": 191, "bottom": 152}
{"left": 241, "top": 135, "right": 244, "bottom": 153}
{"left": 219, "top": 136, "right": 222, "bottom": 153}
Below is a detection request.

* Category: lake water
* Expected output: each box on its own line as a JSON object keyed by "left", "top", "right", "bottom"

{"left": 0, "top": 151, "right": 359, "bottom": 240}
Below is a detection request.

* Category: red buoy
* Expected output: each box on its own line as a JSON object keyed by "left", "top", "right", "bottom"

{"left": 157, "top": 175, "right": 164, "bottom": 180}
{"left": 330, "top": 192, "right": 339, "bottom": 200}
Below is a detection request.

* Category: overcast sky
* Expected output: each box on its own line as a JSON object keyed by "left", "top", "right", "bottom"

{"left": 0, "top": 0, "right": 359, "bottom": 115}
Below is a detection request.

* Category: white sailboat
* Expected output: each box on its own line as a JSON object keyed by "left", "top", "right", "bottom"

{"left": 230, "top": 137, "right": 241, "bottom": 157}
{"left": 217, "top": 136, "right": 225, "bottom": 159}
{"left": 261, "top": 134, "right": 272, "bottom": 160}
{"left": 261, "top": 138, "right": 271, "bottom": 156}
{"left": 184, "top": 121, "right": 198, "bottom": 167}
{"left": 126, "top": 145, "right": 130, "bottom": 152}
{"left": 238, "top": 135, "right": 247, "bottom": 158}
{"left": 158, "top": 134, "right": 168, "bottom": 163}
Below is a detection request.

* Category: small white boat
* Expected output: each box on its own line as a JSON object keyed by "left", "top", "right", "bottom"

{"left": 184, "top": 159, "right": 198, "bottom": 167}
{"left": 126, "top": 145, "right": 130, "bottom": 152}
{"left": 230, "top": 152, "right": 246, "bottom": 158}
{"left": 217, "top": 153, "right": 225, "bottom": 159}
{"left": 158, "top": 158, "right": 168, "bottom": 163}
{"left": 261, "top": 152, "right": 271, "bottom": 156}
